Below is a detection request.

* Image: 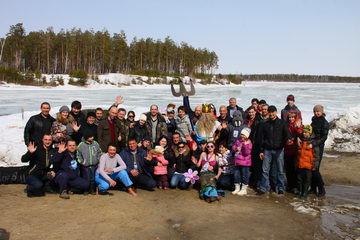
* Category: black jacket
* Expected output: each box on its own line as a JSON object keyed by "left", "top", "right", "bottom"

{"left": 80, "top": 122, "right": 98, "bottom": 141}
{"left": 173, "top": 147, "right": 195, "bottom": 173}
{"left": 21, "top": 146, "right": 56, "bottom": 177}
{"left": 120, "top": 147, "right": 156, "bottom": 177}
{"left": 132, "top": 121, "right": 149, "bottom": 143}
{"left": 24, "top": 113, "right": 55, "bottom": 145}
{"left": 70, "top": 111, "right": 86, "bottom": 144}
{"left": 311, "top": 116, "right": 329, "bottom": 147}
{"left": 259, "top": 117, "right": 291, "bottom": 152}
{"left": 227, "top": 105, "right": 245, "bottom": 119}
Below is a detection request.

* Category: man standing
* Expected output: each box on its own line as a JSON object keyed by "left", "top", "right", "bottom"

{"left": 227, "top": 97, "right": 245, "bottom": 118}
{"left": 21, "top": 134, "right": 56, "bottom": 197}
{"left": 24, "top": 102, "right": 55, "bottom": 146}
{"left": 80, "top": 112, "right": 98, "bottom": 141}
{"left": 94, "top": 108, "right": 104, "bottom": 126}
{"left": 97, "top": 106, "right": 120, "bottom": 152}
{"left": 69, "top": 100, "right": 86, "bottom": 144}
{"left": 257, "top": 106, "right": 291, "bottom": 195}
{"left": 145, "top": 105, "right": 167, "bottom": 146}
{"left": 120, "top": 139, "right": 157, "bottom": 190}
{"left": 281, "top": 95, "right": 302, "bottom": 122}
{"left": 116, "top": 108, "right": 130, "bottom": 152}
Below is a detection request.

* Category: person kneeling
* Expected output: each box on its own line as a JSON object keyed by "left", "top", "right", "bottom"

{"left": 52, "top": 140, "right": 89, "bottom": 199}
{"left": 95, "top": 143, "right": 137, "bottom": 196}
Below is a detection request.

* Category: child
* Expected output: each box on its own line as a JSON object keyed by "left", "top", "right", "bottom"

{"left": 151, "top": 146, "right": 169, "bottom": 189}
{"left": 231, "top": 127, "right": 252, "bottom": 196}
{"left": 77, "top": 130, "right": 102, "bottom": 194}
{"left": 216, "top": 143, "right": 234, "bottom": 190}
{"left": 296, "top": 125, "right": 318, "bottom": 198}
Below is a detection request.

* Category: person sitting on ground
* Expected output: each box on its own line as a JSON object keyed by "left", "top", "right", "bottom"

{"left": 120, "top": 138, "right": 157, "bottom": 191}
{"left": 197, "top": 141, "right": 221, "bottom": 203}
{"left": 51, "top": 140, "right": 89, "bottom": 199}
{"left": 296, "top": 125, "right": 318, "bottom": 199}
{"left": 21, "top": 134, "right": 57, "bottom": 197}
{"left": 216, "top": 143, "right": 234, "bottom": 191}
{"left": 95, "top": 143, "right": 137, "bottom": 196}
{"left": 157, "top": 135, "right": 175, "bottom": 185}
{"left": 77, "top": 131, "right": 102, "bottom": 194}
{"left": 51, "top": 105, "right": 79, "bottom": 147}
{"left": 171, "top": 142, "right": 196, "bottom": 189}
{"left": 141, "top": 136, "right": 152, "bottom": 153}
{"left": 175, "top": 106, "right": 193, "bottom": 143}
{"left": 24, "top": 102, "right": 55, "bottom": 146}
{"left": 232, "top": 128, "right": 253, "bottom": 196}
{"left": 281, "top": 94, "right": 302, "bottom": 122}
{"left": 151, "top": 146, "right": 169, "bottom": 189}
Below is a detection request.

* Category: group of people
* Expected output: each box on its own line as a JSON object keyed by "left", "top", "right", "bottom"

{"left": 22, "top": 93, "right": 329, "bottom": 202}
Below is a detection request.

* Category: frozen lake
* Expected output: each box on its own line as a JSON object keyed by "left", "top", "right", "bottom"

{"left": 0, "top": 81, "right": 360, "bottom": 166}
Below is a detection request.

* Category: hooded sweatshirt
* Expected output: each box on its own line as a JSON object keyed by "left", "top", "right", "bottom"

{"left": 77, "top": 140, "right": 102, "bottom": 167}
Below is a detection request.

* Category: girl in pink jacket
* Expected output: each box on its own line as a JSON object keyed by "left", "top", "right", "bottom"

{"left": 231, "top": 127, "right": 253, "bottom": 196}
{"left": 151, "top": 146, "right": 169, "bottom": 189}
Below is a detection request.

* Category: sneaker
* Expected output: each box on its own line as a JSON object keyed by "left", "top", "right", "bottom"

{"left": 59, "top": 190, "right": 70, "bottom": 199}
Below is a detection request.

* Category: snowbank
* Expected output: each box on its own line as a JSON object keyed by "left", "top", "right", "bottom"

{"left": 326, "top": 105, "right": 360, "bottom": 152}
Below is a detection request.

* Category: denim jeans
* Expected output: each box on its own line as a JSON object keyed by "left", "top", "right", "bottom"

{"left": 170, "top": 173, "right": 190, "bottom": 189}
{"left": 95, "top": 171, "right": 133, "bottom": 192}
{"left": 259, "top": 149, "right": 285, "bottom": 193}
{"left": 234, "top": 166, "right": 250, "bottom": 185}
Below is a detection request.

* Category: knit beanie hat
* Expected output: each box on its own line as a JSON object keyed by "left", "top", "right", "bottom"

{"left": 313, "top": 105, "right": 324, "bottom": 113}
{"left": 303, "top": 125, "right": 313, "bottom": 134}
{"left": 287, "top": 95, "right": 295, "bottom": 102}
{"left": 83, "top": 130, "right": 94, "bottom": 140}
{"left": 86, "top": 111, "right": 96, "bottom": 119}
{"left": 240, "top": 127, "right": 251, "bottom": 138}
{"left": 139, "top": 113, "right": 147, "bottom": 121}
{"left": 59, "top": 105, "right": 70, "bottom": 113}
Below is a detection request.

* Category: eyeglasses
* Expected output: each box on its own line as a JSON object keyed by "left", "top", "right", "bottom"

{"left": 206, "top": 145, "right": 215, "bottom": 149}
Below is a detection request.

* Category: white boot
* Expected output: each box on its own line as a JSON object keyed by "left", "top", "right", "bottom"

{"left": 232, "top": 184, "right": 241, "bottom": 195}
{"left": 237, "top": 184, "right": 248, "bottom": 196}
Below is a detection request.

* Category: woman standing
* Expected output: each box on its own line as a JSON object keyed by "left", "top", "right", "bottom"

{"left": 310, "top": 105, "right": 329, "bottom": 197}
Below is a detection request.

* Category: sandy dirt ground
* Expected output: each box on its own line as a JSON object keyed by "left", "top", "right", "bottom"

{"left": 0, "top": 152, "right": 358, "bottom": 240}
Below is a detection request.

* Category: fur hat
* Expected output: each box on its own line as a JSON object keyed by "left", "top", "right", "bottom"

{"left": 59, "top": 105, "right": 70, "bottom": 113}
{"left": 241, "top": 127, "right": 251, "bottom": 138}
{"left": 139, "top": 113, "right": 147, "bottom": 121}
{"left": 303, "top": 125, "right": 313, "bottom": 134}
{"left": 313, "top": 105, "right": 324, "bottom": 113}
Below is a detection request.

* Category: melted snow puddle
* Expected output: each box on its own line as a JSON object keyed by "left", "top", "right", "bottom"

{"left": 289, "top": 185, "right": 360, "bottom": 239}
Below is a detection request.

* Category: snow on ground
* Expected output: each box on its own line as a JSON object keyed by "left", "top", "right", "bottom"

{"left": 1, "top": 77, "right": 360, "bottom": 166}
{"left": 326, "top": 106, "right": 360, "bottom": 152}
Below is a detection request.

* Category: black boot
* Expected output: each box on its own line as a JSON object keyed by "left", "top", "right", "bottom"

{"left": 302, "top": 184, "right": 309, "bottom": 199}
{"left": 297, "top": 185, "right": 303, "bottom": 198}
{"left": 317, "top": 185, "right": 326, "bottom": 197}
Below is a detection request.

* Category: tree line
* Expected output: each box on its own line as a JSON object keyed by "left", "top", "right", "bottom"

{"left": 0, "top": 23, "right": 218, "bottom": 76}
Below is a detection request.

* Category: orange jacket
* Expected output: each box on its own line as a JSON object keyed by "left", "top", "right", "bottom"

{"left": 297, "top": 141, "right": 314, "bottom": 170}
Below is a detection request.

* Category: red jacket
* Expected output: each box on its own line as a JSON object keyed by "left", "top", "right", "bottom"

{"left": 284, "top": 122, "right": 303, "bottom": 156}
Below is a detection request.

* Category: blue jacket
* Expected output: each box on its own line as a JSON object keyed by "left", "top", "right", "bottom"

{"left": 119, "top": 147, "right": 156, "bottom": 177}
{"left": 51, "top": 150, "right": 80, "bottom": 178}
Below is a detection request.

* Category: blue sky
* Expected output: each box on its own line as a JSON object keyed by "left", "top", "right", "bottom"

{"left": 1, "top": 0, "right": 359, "bottom": 76}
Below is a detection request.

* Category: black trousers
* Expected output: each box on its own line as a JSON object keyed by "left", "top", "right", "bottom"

{"left": 129, "top": 173, "right": 156, "bottom": 190}
{"left": 284, "top": 154, "right": 297, "bottom": 190}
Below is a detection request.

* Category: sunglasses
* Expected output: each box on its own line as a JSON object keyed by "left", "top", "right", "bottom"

{"left": 206, "top": 145, "right": 215, "bottom": 149}
{"left": 178, "top": 146, "right": 185, "bottom": 149}
{"left": 128, "top": 115, "right": 135, "bottom": 118}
